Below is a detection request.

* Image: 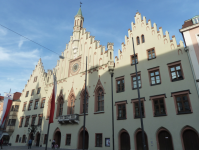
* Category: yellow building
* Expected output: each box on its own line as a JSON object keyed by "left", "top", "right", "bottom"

{"left": 9, "top": 8, "right": 199, "bottom": 150}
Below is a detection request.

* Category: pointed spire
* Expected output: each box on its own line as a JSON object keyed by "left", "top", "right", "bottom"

{"left": 77, "top": 7, "right": 83, "bottom": 16}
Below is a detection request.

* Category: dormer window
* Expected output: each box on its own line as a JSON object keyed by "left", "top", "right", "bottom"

{"left": 192, "top": 16, "right": 199, "bottom": 24}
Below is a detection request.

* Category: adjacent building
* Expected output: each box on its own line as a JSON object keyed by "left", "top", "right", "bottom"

{"left": 9, "top": 8, "right": 199, "bottom": 150}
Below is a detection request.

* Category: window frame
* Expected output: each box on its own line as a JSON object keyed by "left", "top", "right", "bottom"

{"left": 65, "top": 134, "right": 71, "bottom": 146}
{"left": 25, "top": 91, "right": 29, "bottom": 97}
{"left": 167, "top": 60, "right": 184, "bottom": 82}
{"left": 131, "top": 72, "right": 142, "bottom": 90}
{"left": 131, "top": 98, "right": 146, "bottom": 119}
{"left": 137, "top": 36, "right": 140, "bottom": 45}
{"left": 24, "top": 116, "right": 30, "bottom": 127}
{"left": 171, "top": 90, "right": 192, "bottom": 115}
{"left": 28, "top": 101, "right": 33, "bottom": 111}
{"left": 8, "top": 119, "right": 16, "bottom": 126}
{"left": 146, "top": 47, "right": 156, "bottom": 60}
{"left": 37, "top": 87, "right": 41, "bottom": 94}
{"left": 19, "top": 117, "right": 24, "bottom": 127}
{"left": 34, "top": 99, "right": 39, "bottom": 109}
{"left": 141, "top": 34, "right": 145, "bottom": 43}
{"left": 150, "top": 94, "right": 167, "bottom": 117}
{"left": 115, "top": 76, "right": 125, "bottom": 93}
{"left": 31, "top": 115, "right": 36, "bottom": 126}
{"left": 22, "top": 135, "right": 26, "bottom": 143}
{"left": 130, "top": 53, "right": 138, "bottom": 66}
{"left": 115, "top": 101, "right": 127, "bottom": 120}
{"left": 31, "top": 89, "right": 35, "bottom": 96}
{"left": 148, "top": 66, "right": 161, "bottom": 86}
{"left": 95, "top": 133, "right": 103, "bottom": 147}
{"left": 37, "top": 114, "right": 43, "bottom": 126}
{"left": 41, "top": 98, "right": 45, "bottom": 108}
{"left": 22, "top": 102, "right": 27, "bottom": 111}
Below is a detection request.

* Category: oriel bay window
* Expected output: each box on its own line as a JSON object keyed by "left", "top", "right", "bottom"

{"left": 116, "top": 76, "right": 125, "bottom": 93}
{"left": 115, "top": 101, "right": 127, "bottom": 120}
{"left": 132, "top": 98, "right": 145, "bottom": 118}
{"left": 131, "top": 72, "right": 141, "bottom": 89}
{"left": 167, "top": 61, "right": 184, "bottom": 82}
{"left": 171, "top": 90, "right": 192, "bottom": 114}
{"left": 96, "top": 133, "right": 102, "bottom": 147}
{"left": 148, "top": 67, "right": 161, "bottom": 86}
{"left": 147, "top": 48, "right": 156, "bottom": 60}
{"left": 150, "top": 94, "right": 167, "bottom": 117}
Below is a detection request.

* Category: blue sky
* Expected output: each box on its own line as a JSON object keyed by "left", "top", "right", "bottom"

{"left": 0, "top": 0, "right": 198, "bottom": 95}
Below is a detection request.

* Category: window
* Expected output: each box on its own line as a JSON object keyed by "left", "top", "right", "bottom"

{"left": 44, "top": 134, "right": 47, "bottom": 144}
{"left": 28, "top": 101, "right": 33, "bottom": 110}
{"left": 31, "top": 116, "right": 36, "bottom": 125}
{"left": 97, "top": 89, "right": 104, "bottom": 112}
{"left": 41, "top": 98, "right": 45, "bottom": 108}
{"left": 147, "top": 48, "right": 156, "bottom": 60}
{"left": 8, "top": 119, "right": 16, "bottom": 126}
{"left": 15, "top": 135, "right": 19, "bottom": 143}
{"left": 19, "top": 117, "right": 24, "bottom": 127}
{"left": 34, "top": 100, "right": 39, "bottom": 109}
{"left": 82, "top": 92, "right": 89, "bottom": 113}
{"left": 31, "top": 89, "right": 35, "bottom": 96}
{"left": 141, "top": 35, "right": 145, "bottom": 43}
{"left": 131, "top": 72, "right": 141, "bottom": 89}
{"left": 25, "top": 91, "right": 29, "bottom": 97}
{"left": 116, "top": 77, "right": 125, "bottom": 93}
{"left": 150, "top": 94, "right": 167, "bottom": 117}
{"left": 96, "top": 134, "right": 102, "bottom": 147}
{"left": 131, "top": 54, "right": 138, "bottom": 65}
{"left": 192, "top": 16, "right": 199, "bottom": 24}
{"left": 115, "top": 101, "right": 127, "bottom": 120}
{"left": 23, "top": 102, "right": 27, "bottom": 111}
{"left": 132, "top": 98, "right": 145, "bottom": 118}
{"left": 66, "top": 134, "right": 71, "bottom": 145}
{"left": 38, "top": 115, "right": 42, "bottom": 126}
{"left": 148, "top": 67, "right": 161, "bottom": 86}
{"left": 67, "top": 95, "right": 75, "bottom": 115}
{"left": 137, "top": 36, "right": 140, "bottom": 45}
{"left": 37, "top": 87, "right": 41, "bottom": 94}
{"left": 34, "top": 76, "right": 37, "bottom": 82}
{"left": 25, "top": 117, "right": 29, "bottom": 127}
{"left": 171, "top": 90, "right": 192, "bottom": 114}
{"left": 59, "top": 103, "right": 63, "bottom": 116}
{"left": 14, "top": 105, "right": 19, "bottom": 112}
{"left": 22, "top": 135, "right": 26, "bottom": 143}
{"left": 167, "top": 61, "right": 184, "bottom": 82}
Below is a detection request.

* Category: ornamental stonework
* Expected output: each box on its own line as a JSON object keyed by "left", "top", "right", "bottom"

{"left": 68, "top": 57, "right": 81, "bottom": 77}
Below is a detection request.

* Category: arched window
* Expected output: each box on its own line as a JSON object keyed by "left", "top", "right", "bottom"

{"left": 80, "top": 88, "right": 89, "bottom": 114}
{"left": 68, "top": 95, "right": 75, "bottom": 114}
{"left": 77, "top": 19, "right": 79, "bottom": 26}
{"left": 83, "top": 92, "right": 88, "bottom": 113}
{"left": 141, "top": 35, "right": 145, "bottom": 43}
{"left": 97, "top": 88, "right": 104, "bottom": 111}
{"left": 110, "top": 52, "right": 112, "bottom": 60}
{"left": 80, "top": 20, "right": 83, "bottom": 27}
{"left": 56, "top": 94, "right": 64, "bottom": 117}
{"left": 137, "top": 36, "right": 140, "bottom": 45}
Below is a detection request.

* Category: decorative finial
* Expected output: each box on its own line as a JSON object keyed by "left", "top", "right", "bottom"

{"left": 80, "top": 2, "right": 82, "bottom": 7}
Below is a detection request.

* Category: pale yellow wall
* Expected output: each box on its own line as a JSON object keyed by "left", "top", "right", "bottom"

{"left": 9, "top": 12, "right": 199, "bottom": 150}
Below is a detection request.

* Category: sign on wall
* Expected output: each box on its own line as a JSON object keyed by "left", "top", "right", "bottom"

{"left": 105, "top": 138, "right": 110, "bottom": 147}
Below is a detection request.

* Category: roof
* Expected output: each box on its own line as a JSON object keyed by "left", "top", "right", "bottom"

{"left": 77, "top": 7, "right": 82, "bottom": 16}
{"left": 0, "top": 96, "right": 4, "bottom": 100}
{"left": 182, "top": 19, "right": 193, "bottom": 29}
{"left": 13, "top": 92, "right": 21, "bottom": 100}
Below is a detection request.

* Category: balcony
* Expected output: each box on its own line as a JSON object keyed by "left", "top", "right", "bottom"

{"left": 58, "top": 114, "right": 79, "bottom": 124}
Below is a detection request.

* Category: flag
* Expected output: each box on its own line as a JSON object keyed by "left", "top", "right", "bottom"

{"left": 0, "top": 93, "right": 13, "bottom": 126}
{"left": 49, "top": 73, "right": 57, "bottom": 124}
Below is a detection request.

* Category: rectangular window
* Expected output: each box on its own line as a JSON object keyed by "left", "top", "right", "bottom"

{"left": 118, "top": 104, "right": 126, "bottom": 119}
{"left": 131, "top": 73, "right": 141, "bottom": 89}
{"left": 15, "top": 135, "right": 19, "bottom": 143}
{"left": 41, "top": 98, "right": 45, "bottom": 108}
{"left": 19, "top": 117, "right": 24, "bottom": 127}
{"left": 38, "top": 116, "right": 42, "bottom": 125}
{"left": 14, "top": 105, "right": 19, "bottom": 112}
{"left": 25, "top": 117, "right": 29, "bottom": 127}
{"left": 11, "top": 105, "right": 14, "bottom": 111}
{"left": 134, "top": 102, "right": 144, "bottom": 118}
{"left": 96, "top": 134, "right": 102, "bottom": 147}
{"left": 150, "top": 70, "right": 161, "bottom": 85}
{"left": 153, "top": 98, "right": 166, "bottom": 116}
{"left": 25, "top": 91, "right": 29, "bottom": 97}
{"left": 167, "top": 61, "right": 184, "bottom": 82}
{"left": 131, "top": 54, "right": 138, "bottom": 65}
{"left": 116, "top": 77, "right": 125, "bottom": 93}
{"left": 8, "top": 119, "right": 16, "bottom": 126}
{"left": 28, "top": 101, "right": 33, "bottom": 110}
{"left": 23, "top": 103, "right": 27, "bottom": 111}
{"left": 31, "top": 117, "right": 36, "bottom": 125}
{"left": 34, "top": 100, "right": 39, "bottom": 109}
{"left": 31, "top": 89, "right": 35, "bottom": 96}
{"left": 147, "top": 48, "right": 156, "bottom": 60}
{"left": 66, "top": 134, "right": 71, "bottom": 145}
{"left": 37, "top": 87, "right": 41, "bottom": 94}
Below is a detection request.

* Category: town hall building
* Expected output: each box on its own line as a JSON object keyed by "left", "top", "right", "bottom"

{"left": 9, "top": 7, "right": 199, "bottom": 150}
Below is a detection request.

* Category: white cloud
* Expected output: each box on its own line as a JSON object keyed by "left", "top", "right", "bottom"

{"left": 0, "top": 27, "right": 7, "bottom": 36}
{"left": 0, "top": 47, "right": 10, "bottom": 61}
{"left": 18, "top": 38, "right": 26, "bottom": 48}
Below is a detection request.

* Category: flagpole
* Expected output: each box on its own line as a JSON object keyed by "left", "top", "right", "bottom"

{"left": 83, "top": 56, "right": 87, "bottom": 150}
{"left": 45, "top": 123, "right": 50, "bottom": 150}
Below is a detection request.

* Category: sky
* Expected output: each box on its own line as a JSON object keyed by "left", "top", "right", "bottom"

{"left": 0, "top": 0, "right": 198, "bottom": 95}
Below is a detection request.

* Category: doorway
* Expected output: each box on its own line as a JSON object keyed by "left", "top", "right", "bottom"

{"left": 120, "top": 132, "right": 130, "bottom": 150}
{"left": 78, "top": 130, "right": 89, "bottom": 149}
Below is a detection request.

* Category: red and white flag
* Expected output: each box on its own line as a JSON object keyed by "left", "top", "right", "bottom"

{"left": 49, "top": 74, "right": 57, "bottom": 124}
{"left": 0, "top": 93, "right": 13, "bottom": 126}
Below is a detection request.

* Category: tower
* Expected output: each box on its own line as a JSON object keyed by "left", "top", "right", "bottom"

{"left": 72, "top": 7, "right": 84, "bottom": 59}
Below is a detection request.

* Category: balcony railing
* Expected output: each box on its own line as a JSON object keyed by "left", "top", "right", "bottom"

{"left": 58, "top": 114, "right": 79, "bottom": 124}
